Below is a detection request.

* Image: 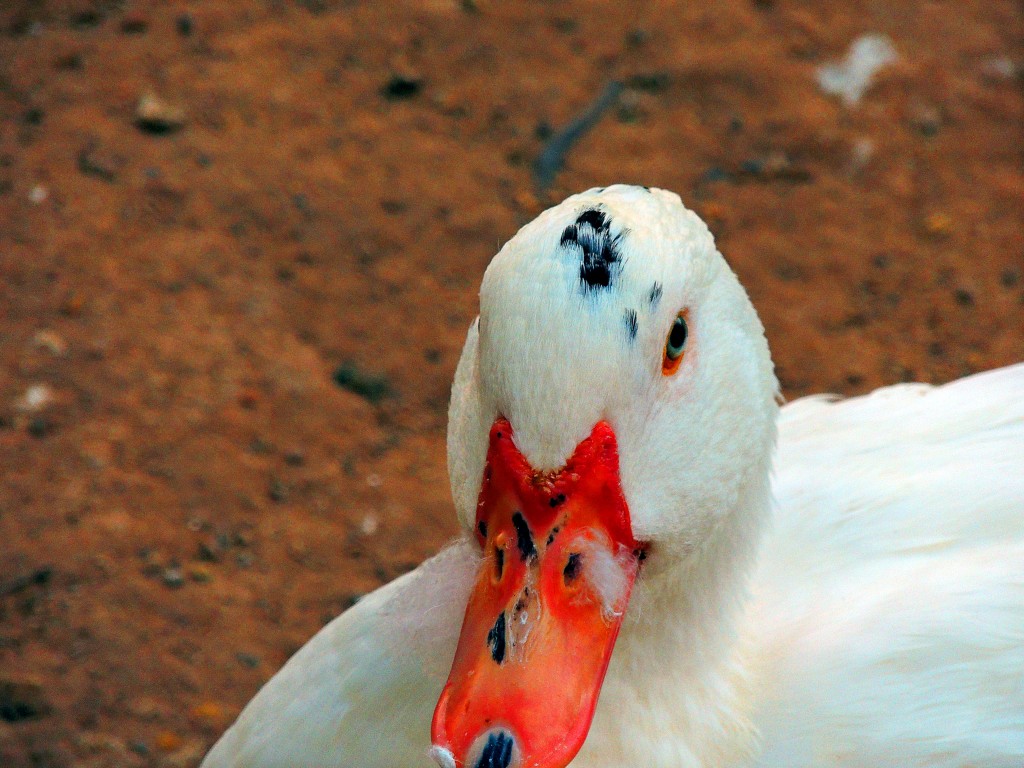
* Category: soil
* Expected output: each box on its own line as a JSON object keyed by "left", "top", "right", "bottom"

{"left": 0, "top": 1, "right": 1021, "bottom": 765}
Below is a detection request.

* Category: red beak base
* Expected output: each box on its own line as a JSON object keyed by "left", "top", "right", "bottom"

{"left": 431, "top": 418, "right": 644, "bottom": 768}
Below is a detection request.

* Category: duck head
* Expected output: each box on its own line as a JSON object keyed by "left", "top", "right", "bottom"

{"left": 431, "top": 186, "right": 778, "bottom": 768}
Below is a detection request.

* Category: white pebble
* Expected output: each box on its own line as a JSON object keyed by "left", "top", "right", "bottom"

{"left": 18, "top": 384, "right": 53, "bottom": 412}
{"left": 360, "top": 513, "right": 379, "bottom": 536}
{"left": 817, "top": 34, "right": 898, "bottom": 106}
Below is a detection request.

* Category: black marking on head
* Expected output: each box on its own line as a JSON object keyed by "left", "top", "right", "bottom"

{"left": 563, "top": 552, "right": 582, "bottom": 585}
{"left": 624, "top": 308, "right": 638, "bottom": 341}
{"left": 474, "top": 730, "right": 514, "bottom": 768}
{"left": 486, "top": 613, "right": 507, "bottom": 665}
{"left": 648, "top": 281, "right": 663, "bottom": 308}
{"left": 559, "top": 207, "right": 625, "bottom": 291}
{"left": 511, "top": 512, "right": 537, "bottom": 561}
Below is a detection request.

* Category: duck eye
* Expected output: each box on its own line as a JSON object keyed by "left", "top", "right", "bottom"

{"left": 662, "top": 312, "right": 688, "bottom": 375}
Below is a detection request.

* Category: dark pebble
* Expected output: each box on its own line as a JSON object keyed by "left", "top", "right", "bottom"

{"left": 176, "top": 14, "right": 193, "bottom": 36}
{"left": 27, "top": 417, "right": 53, "bottom": 438}
{"left": 0, "top": 679, "right": 51, "bottom": 722}
{"left": 332, "top": 363, "right": 390, "bottom": 404}
{"left": 235, "top": 652, "right": 260, "bottom": 669}
{"left": 267, "top": 478, "right": 289, "bottom": 503}
{"left": 382, "top": 75, "right": 422, "bottom": 100}
{"left": 954, "top": 289, "right": 974, "bottom": 307}
{"left": 161, "top": 567, "right": 184, "bottom": 589}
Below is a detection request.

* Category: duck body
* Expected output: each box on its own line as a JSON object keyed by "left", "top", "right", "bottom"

{"left": 203, "top": 186, "right": 1024, "bottom": 768}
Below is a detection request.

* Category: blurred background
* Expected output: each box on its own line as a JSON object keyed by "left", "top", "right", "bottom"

{"left": 0, "top": 1, "right": 1020, "bottom": 765}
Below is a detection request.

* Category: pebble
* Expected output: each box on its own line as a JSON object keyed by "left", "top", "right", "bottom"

{"left": 979, "top": 55, "right": 1017, "bottom": 83}
{"left": 0, "top": 678, "right": 51, "bottom": 722}
{"left": 135, "top": 92, "right": 186, "bottom": 134}
{"left": 161, "top": 567, "right": 184, "bottom": 589}
{"left": 235, "top": 652, "right": 260, "bottom": 669}
{"left": 382, "top": 74, "right": 422, "bottom": 100}
{"left": 29, "top": 184, "right": 48, "bottom": 204}
{"left": 31, "top": 329, "right": 67, "bottom": 356}
{"left": 176, "top": 14, "right": 194, "bottom": 37}
{"left": 17, "top": 383, "right": 53, "bottom": 412}
{"left": 360, "top": 513, "right": 379, "bottom": 536}
{"left": 817, "top": 34, "right": 897, "bottom": 106}
{"left": 77, "top": 141, "right": 121, "bottom": 181}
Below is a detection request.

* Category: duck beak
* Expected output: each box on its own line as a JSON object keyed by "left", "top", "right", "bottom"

{"left": 431, "top": 418, "right": 644, "bottom": 768}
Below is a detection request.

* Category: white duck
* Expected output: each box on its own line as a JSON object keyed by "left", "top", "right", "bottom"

{"left": 202, "top": 185, "right": 1024, "bottom": 768}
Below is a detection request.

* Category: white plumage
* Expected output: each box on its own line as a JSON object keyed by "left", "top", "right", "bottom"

{"left": 203, "top": 186, "right": 1024, "bottom": 768}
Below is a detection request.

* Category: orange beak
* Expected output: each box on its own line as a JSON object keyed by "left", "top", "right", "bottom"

{"left": 431, "top": 418, "right": 645, "bottom": 768}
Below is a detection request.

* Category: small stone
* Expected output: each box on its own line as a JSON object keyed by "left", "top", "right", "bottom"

{"left": 161, "top": 567, "right": 184, "bottom": 589}
{"left": 77, "top": 141, "right": 121, "bottom": 182}
{"left": 135, "top": 92, "right": 186, "bottom": 134}
{"left": 360, "top": 513, "right": 379, "bottom": 536}
{"left": 27, "top": 416, "right": 54, "bottom": 438}
{"left": 120, "top": 14, "right": 148, "bottom": 34}
{"left": 29, "top": 185, "right": 48, "bottom": 204}
{"left": 196, "top": 540, "right": 221, "bottom": 563}
{"left": 31, "top": 330, "right": 67, "bottom": 356}
{"left": 979, "top": 55, "right": 1017, "bottom": 83}
{"left": 176, "top": 14, "right": 193, "bottom": 36}
{"left": 910, "top": 103, "right": 942, "bottom": 137}
{"left": 128, "top": 740, "right": 150, "bottom": 756}
{"left": 382, "top": 74, "right": 422, "bottom": 100}
{"left": 267, "top": 477, "right": 289, "bottom": 503}
{"left": 0, "top": 678, "right": 51, "bottom": 722}
{"left": 954, "top": 288, "right": 974, "bottom": 307}
{"left": 188, "top": 566, "right": 212, "bottom": 583}
{"left": 17, "top": 383, "right": 53, "bottom": 412}
{"left": 235, "top": 652, "right": 260, "bottom": 669}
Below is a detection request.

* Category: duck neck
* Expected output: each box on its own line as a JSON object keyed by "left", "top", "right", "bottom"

{"left": 578, "top": 468, "right": 772, "bottom": 768}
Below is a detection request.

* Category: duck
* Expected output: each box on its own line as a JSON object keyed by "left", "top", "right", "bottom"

{"left": 201, "top": 185, "right": 1024, "bottom": 768}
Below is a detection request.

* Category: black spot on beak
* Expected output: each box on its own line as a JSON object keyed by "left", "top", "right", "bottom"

{"left": 474, "top": 730, "right": 515, "bottom": 768}
{"left": 487, "top": 612, "right": 507, "bottom": 665}
{"left": 511, "top": 512, "right": 536, "bottom": 562}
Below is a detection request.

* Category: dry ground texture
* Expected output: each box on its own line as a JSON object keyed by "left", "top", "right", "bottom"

{"left": 0, "top": 1, "right": 1021, "bottom": 765}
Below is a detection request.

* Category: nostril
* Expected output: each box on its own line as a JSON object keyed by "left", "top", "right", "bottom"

{"left": 494, "top": 546, "right": 505, "bottom": 581}
{"left": 473, "top": 730, "right": 516, "bottom": 768}
{"left": 563, "top": 552, "right": 582, "bottom": 586}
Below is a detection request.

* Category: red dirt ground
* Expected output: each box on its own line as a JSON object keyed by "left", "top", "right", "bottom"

{"left": 1, "top": 1, "right": 1021, "bottom": 765}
